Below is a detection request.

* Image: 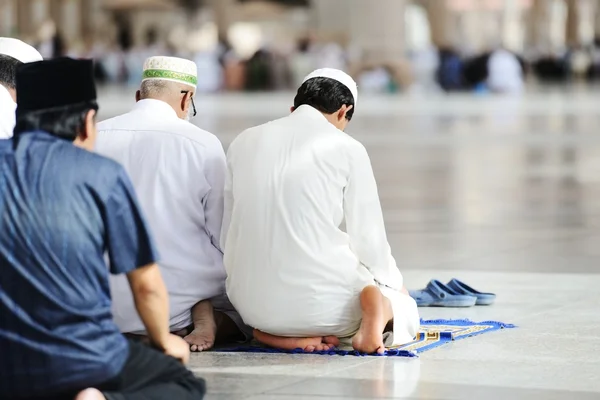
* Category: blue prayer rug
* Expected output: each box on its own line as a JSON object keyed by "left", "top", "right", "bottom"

{"left": 217, "top": 319, "right": 516, "bottom": 357}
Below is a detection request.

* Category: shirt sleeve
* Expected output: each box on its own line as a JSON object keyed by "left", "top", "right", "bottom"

{"left": 104, "top": 167, "right": 159, "bottom": 275}
{"left": 220, "top": 153, "right": 233, "bottom": 252}
{"left": 203, "top": 139, "right": 227, "bottom": 253}
{"left": 343, "top": 142, "right": 404, "bottom": 292}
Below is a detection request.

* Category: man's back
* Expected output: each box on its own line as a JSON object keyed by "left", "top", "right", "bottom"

{"left": 224, "top": 105, "right": 373, "bottom": 337}
{"left": 0, "top": 133, "right": 132, "bottom": 397}
{"left": 97, "top": 99, "right": 227, "bottom": 333}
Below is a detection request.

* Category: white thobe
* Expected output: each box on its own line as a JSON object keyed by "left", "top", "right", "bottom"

{"left": 222, "top": 105, "right": 419, "bottom": 346}
{"left": 0, "top": 85, "right": 16, "bottom": 139}
{"left": 487, "top": 49, "right": 524, "bottom": 94}
{"left": 96, "top": 99, "right": 227, "bottom": 333}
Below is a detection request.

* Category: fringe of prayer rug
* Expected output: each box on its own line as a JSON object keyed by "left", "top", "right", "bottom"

{"left": 217, "top": 319, "right": 516, "bottom": 357}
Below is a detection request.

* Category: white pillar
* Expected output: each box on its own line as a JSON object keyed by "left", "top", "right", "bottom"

{"left": 525, "top": 0, "right": 553, "bottom": 54}
{"left": 1, "top": 0, "right": 17, "bottom": 36}
{"left": 347, "top": 0, "right": 406, "bottom": 65}
{"left": 311, "top": 0, "right": 351, "bottom": 41}
{"left": 209, "top": 0, "right": 236, "bottom": 39}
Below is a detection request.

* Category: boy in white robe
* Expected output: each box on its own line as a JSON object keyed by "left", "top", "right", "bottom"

{"left": 222, "top": 69, "right": 420, "bottom": 353}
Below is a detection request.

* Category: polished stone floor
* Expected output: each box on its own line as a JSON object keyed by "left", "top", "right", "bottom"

{"left": 98, "top": 88, "right": 600, "bottom": 400}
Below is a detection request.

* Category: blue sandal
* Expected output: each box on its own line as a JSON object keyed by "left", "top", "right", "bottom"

{"left": 447, "top": 279, "right": 496, "bottom": 306}
{"left": 409, "top": 280, "right": 477, "bottom": 307}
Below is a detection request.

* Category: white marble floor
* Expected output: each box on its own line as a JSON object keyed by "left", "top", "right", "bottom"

{"left": 98, "top": 88, "right": 600, "bottom": 399}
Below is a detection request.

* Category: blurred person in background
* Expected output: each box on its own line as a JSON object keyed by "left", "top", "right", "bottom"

{"left": 96, "top": 56, "right": 251, "bottom": 353}
{"left": 409, "top": 44, "right": 440, "bottom": 93}
{"left": 126, "top": 27, "right": 167, "bottom": 87}
{"left": 222, "top": 68, "right": 419, "bottom": 354}
{"left": 436, "top": 47, "right": 464, "bottom": 92}
{"left": 357, "top": 64, "right": 395, "bottom": 93}
{"left": 0, "top": 38, "right": 43, "bottom": 139}
{"left": 245, "top": 47, "right": 274, "bottom": 91}
{"left": 192, "top": 34, "right": 223, "bottom": 93}
{"left": 194, "top": 48, "right": 224, "bottom": 93}
{"left": 0, "top": 57, "right": 205, "bottom": 400}
{"left": 289, "top": 37, "right": 316, "bottom": 87}
{"left": 37, "top": 20, "right": 65, "bottom": 58}
{"left": 315, "top": 41, "right": 347, "bottom": 71}
{"left": 487, "top": 47, "right": 525, "bottom": 94}
{"left": 567, "top": 45, "right": 592, "bottom": 80}
{"left": 222, "top": 49, "right": 246, "bottom": 91}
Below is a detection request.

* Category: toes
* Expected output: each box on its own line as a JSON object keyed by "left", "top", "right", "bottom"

{"left": 323, "top": 336, "right": 340, "bottom": 346}
{"left": 376, "top": 346, "right": 386, "bottom": 355}
{"left": 304, "top": 345, "right": 316, "bottom": 352}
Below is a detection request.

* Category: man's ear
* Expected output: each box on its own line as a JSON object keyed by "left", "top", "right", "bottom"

{"left": 338, "top": 105, "right": 353, "bottom": 121}
{"left": 135, "top": 90, "right": 141, "bottom": 102}
{"left": 181, "top": 91, "right": 190, "bottom": 113}
{"left": 82, "top": 109, "right": 97, "bottom": 140}
{"left": 74, "top": 109, "right": 97, "bottom": 149}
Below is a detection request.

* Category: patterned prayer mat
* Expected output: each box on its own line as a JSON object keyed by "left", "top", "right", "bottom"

{"left": 218, "top": 319, "right": 515, "bottom": 357}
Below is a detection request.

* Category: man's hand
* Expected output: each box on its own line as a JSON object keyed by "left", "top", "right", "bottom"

{"left": 162, "top": 334, "right": 191, "bottom": 365}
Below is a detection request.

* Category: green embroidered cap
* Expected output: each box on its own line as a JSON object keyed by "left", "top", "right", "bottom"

{"left": 142, "top": 56, "right": 198, "bottom": 88}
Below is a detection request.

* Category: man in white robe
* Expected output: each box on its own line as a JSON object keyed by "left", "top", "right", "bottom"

{"left": 222, "top": 69, "right": 420, "bottom": 353}
{"left": 0, "top": 38, "right": 43, "bottom": 139}
{"left": 96, "top": 56, "right": 250, "bottom": 352}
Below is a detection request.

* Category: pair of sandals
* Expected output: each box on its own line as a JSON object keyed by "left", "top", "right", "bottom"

{"left": 409, "top": 279, "right": 496, "bottom": 307}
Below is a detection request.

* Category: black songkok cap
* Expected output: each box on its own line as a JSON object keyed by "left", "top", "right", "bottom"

{"left": 16, "top": 57, "right": 96, "bottom": 114}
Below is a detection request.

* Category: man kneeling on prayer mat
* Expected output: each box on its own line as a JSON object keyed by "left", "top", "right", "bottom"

{"left": 0, "top": 58, "right": 206, "bottom": 399}
{"left": 222, "top": 68, "right": 420, "bottom": 353}
{"left": 96, "top": 56, "right": 252, "bottom": 352}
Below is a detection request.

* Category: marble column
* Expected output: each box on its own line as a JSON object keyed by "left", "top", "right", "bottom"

{"left": 0, "top": 0, "right": 17, "bottom": 36}
{"left": 310, "top": 0, "right": 351, "bottom": 41}
{"left": 595, "top": 0, "right": 600, "bottom": 39}
{"left": 565, "top": 0, "right": 581, "bottom": 47}
{"left": 525, "top": 0, "right": 553, "bottom": 54}
{"left": 347, "top": 0, "right": 407, "bottom": 65}
{"left": 419, "top": 0, "right": 457, "bottom": 49}
{"left": 565, "top": 0, "right": 595, "bottom": 47}
{"left": 209, "top": 0, "right": 236, "bottom": 39}
{"left": 16, "top": 0, "right": 34, "bottom": 37}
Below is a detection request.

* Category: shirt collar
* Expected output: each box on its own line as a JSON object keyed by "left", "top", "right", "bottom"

{"left": 133, "top": 99, "right": 179, "bottom": 120}
{"left": 291, "top": 104, "right": 329, "bottom": 123}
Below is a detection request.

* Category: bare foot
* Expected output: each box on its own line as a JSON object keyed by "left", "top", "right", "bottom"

{"left": 352, "top": 286, "right": 392, "bottom": 354}
{"left": 254, "top": 330, "right": 340, "bottom": 352}
{"left": 75, "top": 388, "right": 105, "bottom": 400}
{"left": 184, "top": 300, "right": 217, "bottom": 352}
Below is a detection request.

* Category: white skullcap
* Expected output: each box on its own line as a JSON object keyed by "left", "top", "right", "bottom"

{"left": 142, "top": 56, "right": 198, "bottom": 88}
{"left": 0, "top": 38, "right": 43, "bottom": 63}
{"left": 302, "top": 68, "right": 358, "bottom": 106}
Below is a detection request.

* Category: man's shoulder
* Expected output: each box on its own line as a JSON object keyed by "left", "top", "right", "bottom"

{"left": 98, "top": 112, "right": 222, "bottom": 151}
{"left": 96, "top": 113, "right": 131, "bottom": 131}
{"left": 172, "top": 120, "right": 222, "bottom": 146}
{"left": 20, "top": 133, "right": 127, "bottom": 194}
{"left": 230, "top": 116, "right": 287, "bottom": 145}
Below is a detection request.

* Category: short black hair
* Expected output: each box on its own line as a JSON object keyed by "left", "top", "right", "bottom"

{"left": 0, "top": 54, "right": 23, "bottom": 90}
{"left": 293, "top": 77, "right": 355, "bottom": 121}
{"left": 14, "top": 101, "right": 98, "bottom": 141}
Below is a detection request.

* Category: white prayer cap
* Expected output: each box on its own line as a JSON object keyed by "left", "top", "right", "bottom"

{"left": 302, "top": 68, "right": 358, "bottom": 106}
{"left": 142, "top": 56, "right": 198, "bottom": 88}
{"left": 0, "top": 38, "right": 43, "bottom": 63}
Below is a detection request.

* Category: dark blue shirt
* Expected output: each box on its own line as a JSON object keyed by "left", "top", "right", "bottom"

{"left": 0, "top": 132, "right": 158, "bottom": 398}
